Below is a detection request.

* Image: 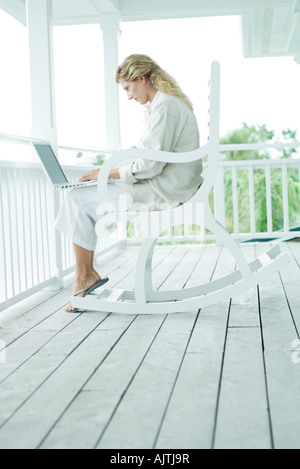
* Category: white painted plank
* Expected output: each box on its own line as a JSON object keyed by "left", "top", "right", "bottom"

{"left": 94, "top": 247, "right": 207, "bottom": 449}
{"left": 0, "top": 314, "right": 134, "bottom": 449}
{"left": 155, "top": 245, "right": 232, "bottom": 449}
{"left": 228, "top": 244, "right": 259, "bottom": 328}
{"left": 0, "top": 248, "right": 140, "bottom": 381}
{"left": 258, "top": 265, "right": 298, "bottom": 351}
{"left": 263, "top": 350, "right": 300, "bottom": 449}
{"left": 279, "top": 242, "right": 300, "bottom": 334}
{"left": 212, "top": 243, "right": 271, "bottom": 449}
{"left": 287, "top": 241, "right": 300, "bottom": 265}
{"left": 96, "top": 311, "right": 198, "bottom": 449}
{"left": 159, "top": 246, "right": 206, "bottom": 292}
{"left": 37, "top": 247, "right": 186, "bottom": 449}
{"left": 156, "top": 243, "right": 270, "bottom": 449}
{"left": 213, "top": 326, "right": 271, "bottom": 449}
{"left": 0, "top": 246, "right": 196, "bottom": 449}
{"left": 0, "top": 311, "right": 110, "bottom": 429}
{"left": 257, "top": 242, "right": 300, "bottom": 449}
{"left": 116, "top": 245, "right": 187, "bottom": 291}
{"left": 39, "top": 314, "right": 166, "bottom": 449}
{"left": 154, "top": 330, "right": 224, "bottom": 448}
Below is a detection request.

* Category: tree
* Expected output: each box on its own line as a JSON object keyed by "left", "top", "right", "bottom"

{"left": 220, "top": 123, "right": 274, "bottom": 161}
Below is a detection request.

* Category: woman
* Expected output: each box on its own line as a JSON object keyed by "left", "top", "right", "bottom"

{"left": 55, "top": 54, "right": 202, "bottom": 311}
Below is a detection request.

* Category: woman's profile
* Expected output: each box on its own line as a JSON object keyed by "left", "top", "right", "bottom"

{"left": 55, "top": 54, "right": 203, "bottom": 311}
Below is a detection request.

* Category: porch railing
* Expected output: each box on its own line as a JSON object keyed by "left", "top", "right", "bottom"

{"left": 0, "top": 135, "right": 125, "bottom": 311}
{"left": 0, "top": 134, "right": 300, "bottom": 310}
{"left": 126, "top": 143, "right": 300, "bottom": 243}
{"left": 214, "top": 154, "right": 300, "bottom": 240}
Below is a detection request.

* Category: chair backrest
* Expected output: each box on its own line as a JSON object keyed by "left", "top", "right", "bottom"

{"left": 207, "top": 61, "right": 221, "bottom": 146}
{"left": 190, "top": 60, "right": 220, "bottom": 203}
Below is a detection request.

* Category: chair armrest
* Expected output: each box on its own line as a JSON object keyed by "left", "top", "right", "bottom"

{"left": 97, "top": 143, "right": 210, "bottom": 207}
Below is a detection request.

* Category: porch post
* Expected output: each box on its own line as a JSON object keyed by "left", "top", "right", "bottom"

{"left": 100, "top": 13, "right": 121, "bottom": 150}
{"left": 26, "top": 0, "right": 63, "bottom": 289}
{"left": 26, "top": 0, "right": 57, "bottom": 150}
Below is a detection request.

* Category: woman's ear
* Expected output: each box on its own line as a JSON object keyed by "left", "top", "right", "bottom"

{"left": 138, "top": 76, "right": 147, "bottom": 85}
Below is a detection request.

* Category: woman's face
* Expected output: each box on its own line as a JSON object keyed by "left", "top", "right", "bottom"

{"left": 119, "top": 77, "right": 156, "bottom": 105}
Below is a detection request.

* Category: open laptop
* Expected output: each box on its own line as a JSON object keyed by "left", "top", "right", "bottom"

{"left": 33, "top": 143, "right": 99, "bottom": 190}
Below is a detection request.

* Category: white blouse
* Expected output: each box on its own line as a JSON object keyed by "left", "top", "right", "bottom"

{"left": 118, "top": 91, "right": 203, "bottom": 208}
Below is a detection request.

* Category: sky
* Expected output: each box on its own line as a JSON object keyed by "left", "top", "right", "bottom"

{"left": 0, "top": 9, "right": 300, "bottom": 161}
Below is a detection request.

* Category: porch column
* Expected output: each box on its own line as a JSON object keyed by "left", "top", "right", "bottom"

{"left": 26, "top": 0, "right": 57, "bottom": 150}
{"left": 100, "top": 13, "right": 121, "bottom": 150}
{"left": 26, "top": 0, "right": 62, "bottom": 289}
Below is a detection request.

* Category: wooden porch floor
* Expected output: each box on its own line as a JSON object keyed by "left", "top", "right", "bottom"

{"left": 0, "top": 241, "right": 300, "bottom": 449}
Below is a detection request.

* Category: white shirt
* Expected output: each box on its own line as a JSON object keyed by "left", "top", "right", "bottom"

{"left": 119, "top": 91, "right": 203, "bottom": 208}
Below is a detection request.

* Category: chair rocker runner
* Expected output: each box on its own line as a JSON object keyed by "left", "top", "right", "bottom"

{"left": 70, "top": 61, "right": 289, "bottom": 315}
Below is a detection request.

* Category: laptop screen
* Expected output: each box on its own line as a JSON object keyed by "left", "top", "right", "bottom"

{"left": 33, "top": 144, "right": 68, "bottom": 185}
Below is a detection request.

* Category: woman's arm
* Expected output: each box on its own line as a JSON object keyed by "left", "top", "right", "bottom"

{"left": 79, "top": 168, "right": 120, "bottom": 182}
{"left": 118, "top": 102, "right": 177, "bottom": 184}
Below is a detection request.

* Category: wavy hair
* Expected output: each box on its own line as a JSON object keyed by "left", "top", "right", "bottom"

{"left": 116, "top": 54, "right": 194, "bottom": 112}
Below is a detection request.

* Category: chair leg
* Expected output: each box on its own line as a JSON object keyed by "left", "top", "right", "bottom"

{"left": 204, "top": 205, "right": 253, "bottom": 282}
{"left": 135, "top": 237, "right": 157, "bottom": 305}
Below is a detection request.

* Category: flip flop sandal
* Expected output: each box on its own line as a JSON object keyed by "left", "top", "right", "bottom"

{"left": 67, "top": 277, "right": 109, "bottom": 312}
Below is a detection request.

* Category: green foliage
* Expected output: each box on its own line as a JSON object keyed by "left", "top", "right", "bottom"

{"left": 220, "top": 123, "right": 274, "bottom": 160}
{"left": 76, "top": 152, "right": 106, "bottom": 166}
{"left": 281, "top": 129, "right": 298, "bottom": 158}
{"left": 94, "top": 154, "right": 106, "bottom": 166}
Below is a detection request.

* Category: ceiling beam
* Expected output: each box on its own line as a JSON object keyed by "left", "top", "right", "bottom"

{"left": 261, "top": 8, "right": 274, "bottom": 53}
{"left": 0, "top": 0, "right": 26, "bottom": 25}
{"left": 287, "top": 11, "right": 300, "bottom": 51}
{"left": 88, "top": 0, "right": 119, "bottom": 14}
{"left": 1, "top": 0, "right": 295, "bottom": 25}
{"left": 118, "top": 0, "right": 294, "bottom": 21}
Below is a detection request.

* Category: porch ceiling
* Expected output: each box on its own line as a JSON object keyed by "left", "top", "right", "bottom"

{"left": 1, "top": 0, "right": 299, "bottom": 62}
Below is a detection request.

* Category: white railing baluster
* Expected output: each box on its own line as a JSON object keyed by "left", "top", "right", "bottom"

{"left": 265, "top": 164, "right": 273, "bottom": 234}
{"left": 13, "top": 169, "right": 22, "bottom": 295}
{"left": 232, "top": 167, "right": 239, "bottom": 236}
{"left": 26, "top": 170, "right": 34, "bottom": 289}
{"left": 20, "top": 168, "right": 28, "bottom": 291}
{"left": 38, "top": 176, "right": 46, "bottom": 282}
{"left": 43, "top": 177, "right": 51, "bottom": 279}
{"left": 0, "top": 170, "right": 8, "bottom": 302}
{"left": 299, "top": 166, "right": 300, "bottom": 206}
{"left": 32, "top": 171, "right": 40, "bottom": 285}
{"left": 6, "top": 168, "right": 15, "bottom": 298}
{"left": 282, "top": 163, "right": 289, "bottom": 234}
{"left": 248, "top": 165, "right": 256, "bottom": 235}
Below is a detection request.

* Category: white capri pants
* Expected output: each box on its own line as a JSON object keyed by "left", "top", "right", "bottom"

{"left": 54, "top": 181, "right": 128, "bottom": 251}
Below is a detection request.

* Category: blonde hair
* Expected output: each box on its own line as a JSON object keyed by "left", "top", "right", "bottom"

{"left": 116, "top": 54, "right": 194, "bottom": 112}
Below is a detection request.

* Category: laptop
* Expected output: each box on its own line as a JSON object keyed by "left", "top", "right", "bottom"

{"left": 33, "top": 143, "right": 99, "bottom": 190}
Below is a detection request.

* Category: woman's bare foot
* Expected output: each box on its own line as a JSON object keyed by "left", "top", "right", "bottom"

{"left": 65, "top": 271, "right": 102, "bottom": 312}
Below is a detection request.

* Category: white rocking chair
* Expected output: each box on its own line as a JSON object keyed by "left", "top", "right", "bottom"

{"left": 70, "top": 61, "right": 289, "bottom": 314}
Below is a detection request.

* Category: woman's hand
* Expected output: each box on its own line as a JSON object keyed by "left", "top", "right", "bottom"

{"left": 79, "top": 167, "right": 120, "bottom": 182}
{"left": 79, "top": 169, "right": 100, "bottom": 182}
